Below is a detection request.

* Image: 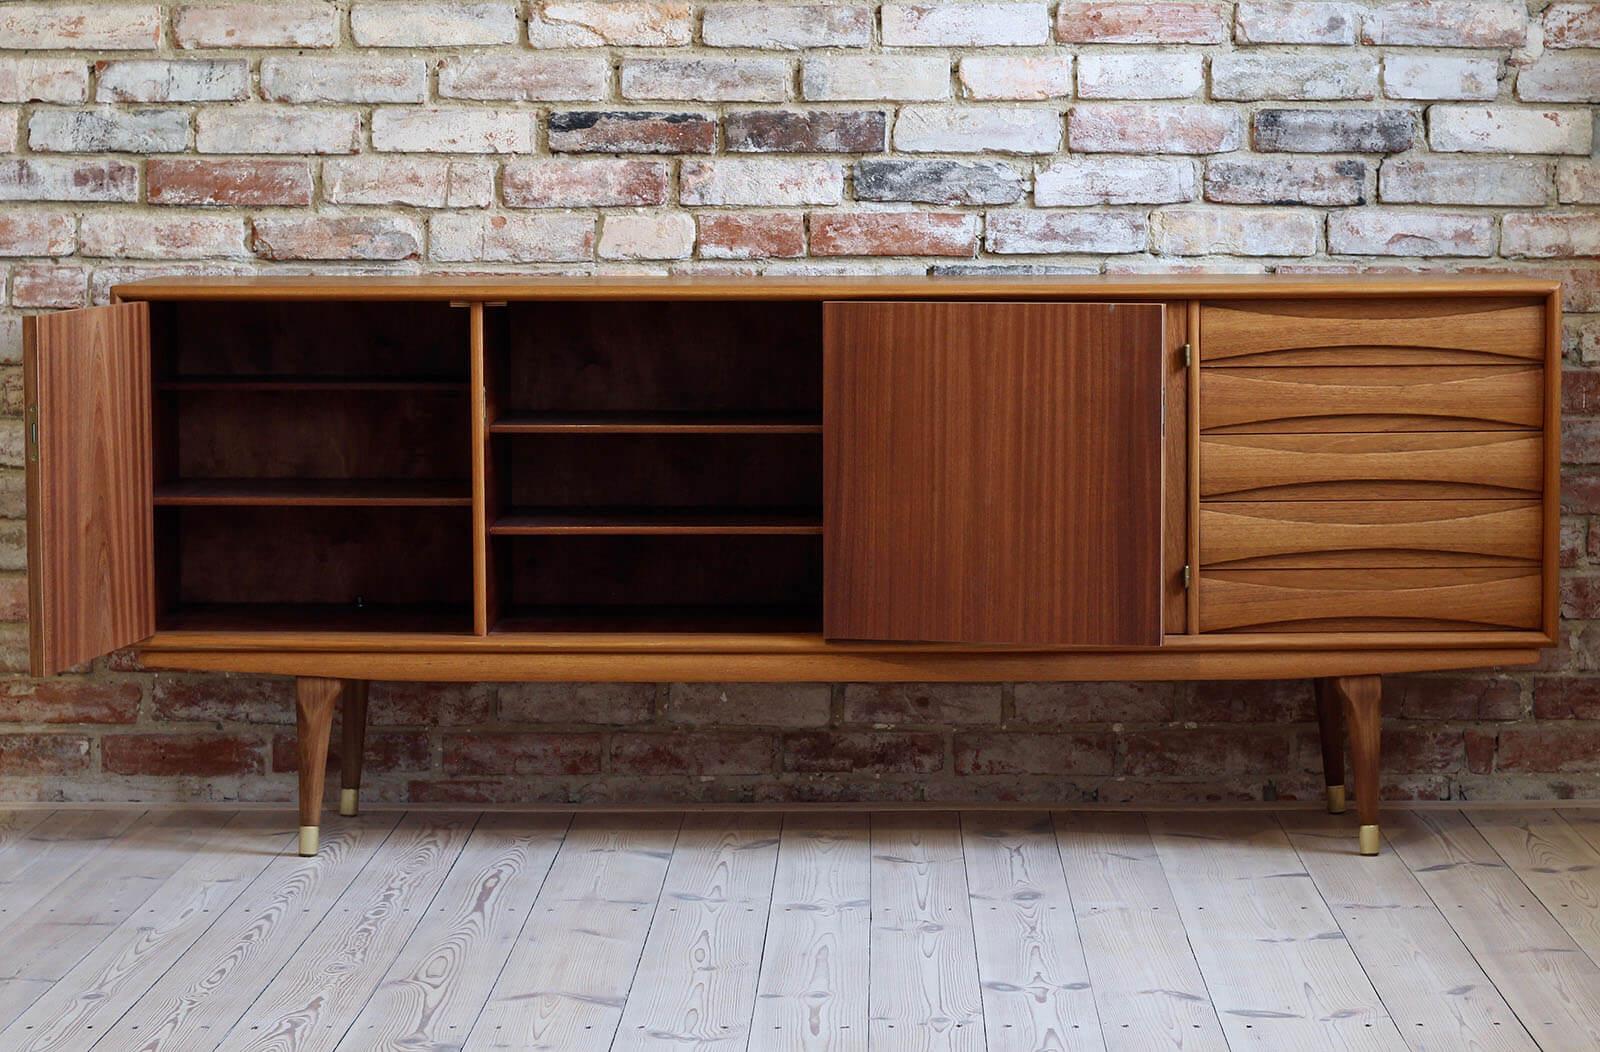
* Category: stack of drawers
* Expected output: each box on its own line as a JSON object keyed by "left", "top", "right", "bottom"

{"left": 1196, "top": 297, "right": 1548, "bottom": 633}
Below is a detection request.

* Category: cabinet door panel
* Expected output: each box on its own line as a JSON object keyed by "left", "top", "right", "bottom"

{"left": 25, "top": 303, "right": 155, "bottom": 675}
{"left": 1199, "top": 365, "right": 1541, "bottom": 433}
{"left": 1199, "top": 298, "right": 1544, "bottom": 366}
{"left": 1199, "top": 500, "right": 1540, "bottom": 569}
{"left": 1200, "top": 432, "right": 1541, "bottom": 500}
{"left": 824, "top": 301, "right": 1165, "bottom": 645}
{"left": 1199, "top": 568, "right": 1540, "bottom": 632}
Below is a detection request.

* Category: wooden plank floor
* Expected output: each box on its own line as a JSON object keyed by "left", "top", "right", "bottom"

{"left": 2, "top": 807, "right": 1599, "bottom": 1051}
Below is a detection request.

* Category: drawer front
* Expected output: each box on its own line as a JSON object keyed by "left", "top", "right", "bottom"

{"left": 1199, "top": 365, "right": 1542, "bottom": 433}
{"left": 1200, "top": 432, "right": 1542, "bottom": 500}
{"left": 1199, "top": 500, "right": 1541, "bottom": 569}
{"left": 1199, "top": 568, "right": 1541, "bottom": 632}
{"left": 1200, "top": 297, "right": 1545, "bottom": 366}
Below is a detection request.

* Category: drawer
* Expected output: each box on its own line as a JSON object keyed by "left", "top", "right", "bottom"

{"left": 1199, "top": 365, "right": 1541, "bottom": 433}
{"left": 1200, "top": 432, "right": 1542, "bottom": 500}
{"left": 1200, "top": 298, "right": 1545, "bottom": 366}
{"left": 1199, "top": 500, "right": 1541, "bottom": 569}
{"left": 1199, "top": 567, "right": 1541, "bottom": 632}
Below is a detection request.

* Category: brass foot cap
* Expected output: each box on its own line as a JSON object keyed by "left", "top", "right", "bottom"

{"left": 299, "top": 825, "right": 319, "bottom": 857}
{"left": 339, "top": 788, "right": 359, "bottom": 817}
{"left": 1326, "top": 784, "right": 1347, "bottom": 814}
{"left": 1358, "top": 824, "right": 1380, "bottom": 856}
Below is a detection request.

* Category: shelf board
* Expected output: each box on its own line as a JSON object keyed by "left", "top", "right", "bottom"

{"left": 159, "top": 603, "right": 473, "bottom": 633}
{"left": 155, "top": 479, "right": 473, "bottom": 507}
{"left": 158, "top": 376, "right": 466, "bottom": 393}
{"left": 489, "top": 411, "right": 822, "bottom": 435}
{"left": 492, "top": 604, "right": 821, "bottom": 634}
{"left": 490, "top": 507, "right": 823, "bottom": 536}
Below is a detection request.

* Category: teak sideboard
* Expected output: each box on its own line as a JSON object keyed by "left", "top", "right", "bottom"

{"left": 24, "top": 275, "right": 1561, "bottom": 856}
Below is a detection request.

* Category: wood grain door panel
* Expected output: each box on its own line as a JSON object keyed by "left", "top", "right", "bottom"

{"left": 1199, "top": 500, "right": 1541, "bottom": 569}
{"left": 823, "top": 301, "right": 1165, "bottom": 646}
{"left": 1199, "top": 298, "right": 1545, "bottom": 366}
{"left": 1200, "top": 432, "right": 1542, "bottom": 500}
{"left": 1199, "top": 365, "right": 1541, "bottom": 433}
{"left": 25, "top": 303, "right": 156, "bottom": 676}
{"left": 1199, "top": 567, "right": 1541, "bottom": 632}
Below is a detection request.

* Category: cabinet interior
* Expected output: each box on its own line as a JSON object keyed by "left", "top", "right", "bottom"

{"left": 149, "top": 298, "right": 824, "bottom": 635}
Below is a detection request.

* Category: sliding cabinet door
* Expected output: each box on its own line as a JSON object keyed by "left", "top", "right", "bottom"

{"left": 823, "top": 300, "right": 1165, "bottom": 646}
{"left": 24, "top": 303, "right": 155, "bottom": 675}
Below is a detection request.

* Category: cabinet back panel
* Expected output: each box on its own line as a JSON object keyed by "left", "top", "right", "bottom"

{"left": 501, "top": 535, "right": 821, "bottom": 610}
{"left": 499, "top": 301, "right": 821, "bottom": 414}
{"left": 170, "top": 389, "right": 469, "bottom": 481}
{"left": 166, "top": 506, "right": 471, "bottom": 607}
{"left": 504, "top": 434, "right": 820, "bottom": 510}
{"left": 157, "top": 301, "right": 469, "bottom": 379}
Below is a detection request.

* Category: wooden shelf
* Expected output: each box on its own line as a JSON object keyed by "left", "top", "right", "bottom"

{"left": 159, "top": 603, "right": 473, "bottom": 633}
{"left": 155, "top": 479, "right": 473, "bottom": 507}
{"left": 489, "top": 412, "right": 821, "bottom": 435}
{"left": 158, "top": 376, "right": 466, "bottom": 393}
{"left": 493, "top": 604, "right": 820, "bottom": 634}
{"left": 490, "top": 508, "right": 823, "bottom": 535}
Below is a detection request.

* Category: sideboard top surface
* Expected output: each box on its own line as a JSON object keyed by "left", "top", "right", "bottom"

{"left": 111, "top": 273, "right": 1561, "bottom": 302}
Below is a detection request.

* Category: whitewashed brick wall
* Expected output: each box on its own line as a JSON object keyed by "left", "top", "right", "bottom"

{"left": 1, "top": 0, "right": 1599, "bottom": 802}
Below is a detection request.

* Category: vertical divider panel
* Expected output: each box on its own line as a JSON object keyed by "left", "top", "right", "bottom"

{"left": 470, "top": 303, "right": 495, "bottom": 635}
{"left": 1186, "top": 300, "right": 1201, "bottom": 634}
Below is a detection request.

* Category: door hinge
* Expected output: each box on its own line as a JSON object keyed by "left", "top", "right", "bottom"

{"left": 26, "top": 405, "right": 38, "bottom": 463}
{"left": 1182, "top": 564, "right": 1192, "bottom": 589}
{"left": 1181, "top": 342, "right": 1193, "bottom": 368}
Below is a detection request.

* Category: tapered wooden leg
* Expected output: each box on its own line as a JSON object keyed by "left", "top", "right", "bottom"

{"left": 296, "top": 676, "right": 341, "bottom": 856}
{"left": 339, "top": 679, "right": 369, "bottom": 817}
{"left": 1332, "top": 674, "right": 1383, "bottom": 856}
{"left": 1312, "top": 678, "right": 1347, "bottom": 814}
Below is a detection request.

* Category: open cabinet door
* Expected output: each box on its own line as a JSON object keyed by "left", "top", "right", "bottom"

{"left": 24, "top": 303, "right": 155, "bottom": 676}
{"left": 824, "top": 301, "right": 1165, "bottom": 646}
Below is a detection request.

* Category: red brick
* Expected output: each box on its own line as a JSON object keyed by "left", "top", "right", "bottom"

{"left": 1463, "top": 730, "right": 1498, "bottom": 775}
{"left": 697, "top": 212, "right": 805, "bottom": 259}
{"left": 0, "top": 680, "right": 140, "bottom": 723}
{"left": 249, "top": 216, "right": 421, "bottom": 262}
{"left": 724, "top": 110, "right": 886, "bottom": 153}
{"left": 1546, "top": 2, "right": 1600, "bottom": 47}
{"left": 784, "top": 731, "right": 943, "bottom": 773}
{"left": 12, "top": 263, "right": 86, "bottom": 308}
{"left": 809, "top": 212, "right": 978, "bottom": 256}
{"left": 496, "top": 682, "right": 653, "bottom": 724}
{"left": 612, "top": 731, "right": 772, "bottom": 775}
{"left": 1564, "top": 574, "right": 1600, "bottom": 618}
{"left": 1122, "top": 728, "right": 1293, "bottom": 777}
{"left": 1055, "top": 2, "right": 1228, "bottom": 42}
{"left": 1496, "top": 727, "right": 1600, "bottom": 772}
{"left": 147, "top": 159, "right": 313, "bottom": 207}
{"left": 1533, "top": 678, "right": 1600, "bottom": 719}
{"left": 272, "top": 729, "right": 430, "bottom": 773}
{"left": 843, "top": 683, "right": 1002, "bottom": 724}
{"left": 1189, "top": 680, "right": 1313, "bottom": 722}
{"left": 1012, "top": 682, "right": 1175, "bottom": 723}
{"left": 1382, "top": 726, "right": 1465, "bottom": 772}
{"left": 954, "top": 731, "right": 1112, "bottom": 775}
{"left": 503, "top": 159, "right": 670, "bottom": 208}
{"left": 0, "top": 573, "right": 25, "bottom": 620}
{"left": 0, "top": 210, "right": 75, "bottom": 255}
{"left": 0, "top": 732, "right": 90, "bottom": 775}
{"left": 102, "top": 732, "right": 266, "bottom": 776}
{"left": 664, "top": 683, "right": 830, "bottom": 726}
{"left": 548, "top": 111, "right": 716, "bottom": 154}
{"left": 150, "top": 675, "right": 291, "bottom": 723}
{"left": 1390, "top": 676, "right": 1524, "bottom": 721}
{"left": 371, "top": 681, "right": 493, "bottom": 725}
{"left": 444, "top": 732, "right": 604, "bottom": 775}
